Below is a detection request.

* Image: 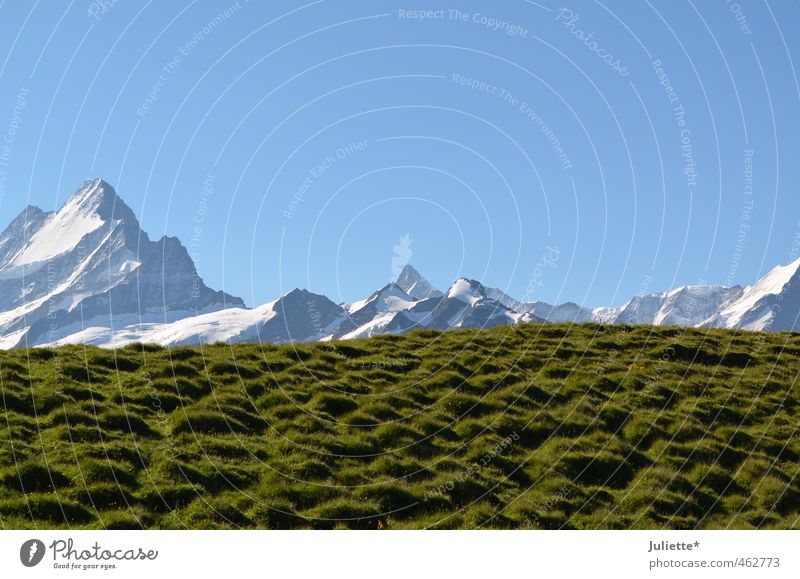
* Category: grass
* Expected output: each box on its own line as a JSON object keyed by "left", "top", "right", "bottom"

{"left": 0, "top": 323, "right": 799, "bottom": 529}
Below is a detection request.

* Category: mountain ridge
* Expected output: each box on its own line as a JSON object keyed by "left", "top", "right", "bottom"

{"left": 0, "top": 179, "right": 243, "bottom": 348}
{"left": 2, "top": 179, "right": 800, "bottom": 348}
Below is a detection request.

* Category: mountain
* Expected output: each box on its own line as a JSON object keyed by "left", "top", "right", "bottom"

{"left": 591, "top": 285, "right": 744, "bottom": 327}
{"left": 0, "top": 179, "right": 243, "bottom": 348}
{"left": 429, "top": 278, "right": 538, "bottom": 329}
{"left": 335, "top": 277, "right": 539, "bottom": 339}
{"left": 1, "top": 179, "right": 799, "bottom": 349}
{"left": 395, "top": 264, "right": 443, "bottom": 299}
{"left": 583, "top": 260, "right": 800, "bottom": 332}
{"left": 700, "top": 259, "right": 800, "bottom": 331}
{"left": 335, "top": 283, "right": 418, "bottom": 339}
{"left": 45, "top": 276, "right": 539, "bottom": 347}
{"left": 484, "top": 286, "right": 594, "bottom": 323}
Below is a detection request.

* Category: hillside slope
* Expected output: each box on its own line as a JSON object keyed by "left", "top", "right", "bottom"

{"left": 0, "top": 323, "right": 798, "bottom": 529}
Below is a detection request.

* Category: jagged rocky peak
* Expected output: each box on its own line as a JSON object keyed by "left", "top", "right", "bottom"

{"left": 0, "top": 206, "right": 49, "bottom": 267}
{"left": 0, "top": 178, "right": 245, "bottom": 348}
{"left": 346, "top": 283, "right": 417, "bottom": 318}
{"left": 0, "top": 178, "right": 145, "bottom": 273}
{"left": 65, "top": 178, "right": 142, "bottom": 230}
{"left": 69, "top": 178, "right": 118, "bottom": 209}
{"left": 367, "top": 282, "right": 414, "bottom": 303}
{"left": 395, "top": 264, "right": 443, "bottom": 300}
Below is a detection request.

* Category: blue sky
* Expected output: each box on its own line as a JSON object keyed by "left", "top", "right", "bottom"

{"left": 0, "top": 0, "right": 798, "bottom": 308}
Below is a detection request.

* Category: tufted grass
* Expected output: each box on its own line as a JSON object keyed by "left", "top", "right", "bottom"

{"left": 0, "top": 323, "right": 798, "bottom": 529}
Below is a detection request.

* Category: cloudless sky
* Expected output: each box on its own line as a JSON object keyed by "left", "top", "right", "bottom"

{"left": 0, "top": 0, "right": 798, "bottom": 308}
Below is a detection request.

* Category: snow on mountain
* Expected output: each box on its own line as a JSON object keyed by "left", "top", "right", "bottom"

{"left": 346, "top": 283, "right": 417, "bottom": 315}
{"left": 442, "top": 263, "right": 800, "bottom": 334}
{"left": 701, "top": 258, "right": 800, "bottom": 331}
{"left": 11, "top": 181, "right": 107, "bottom": 267}
{"left": 46, "top": 288, "right": 349, "bottom": 348}
{"left": 333, "top": 278, "right": 534, "bottom": 340}
{"left": 446, "top": 278, "right": 486, "bottom": 305}
{"left": 1, "top": 178, "right": 800, "bottom": 349}
{"left": 485, "top": 286, "right": 593, "bottom": 323}
{"left": 0, "top": 179, "right": 243, "bottom": 348}
{"left": 0, "top": 206, "right": 50, "bottom": 278}
{"left": 424, "top": 278, "right": 541, "bottom": 330}
{"left": 47, "top": 305, "right": 273, "bottom": 349}
{"left": 336, "top": 284, "right": 418, "bottom": 340}
{"left": 592, "top": 285, "right": 743, "bottom": 327}
{"left": 68, "top": 279, "right": 452, "bottom": 346}
{"left": 395, "top": 264, "right": 442, "bottom": 300}
{"left": 0, "top": 177, "right": 659, "bottom": 348}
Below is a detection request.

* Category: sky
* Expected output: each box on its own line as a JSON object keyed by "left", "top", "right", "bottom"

{"left": 0, "top": 0, "right": 798, "bottom": 308}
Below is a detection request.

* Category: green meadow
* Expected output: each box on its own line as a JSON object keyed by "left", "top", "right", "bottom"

{"left": 0, "top": 323, "right": 798, "bottom": 529}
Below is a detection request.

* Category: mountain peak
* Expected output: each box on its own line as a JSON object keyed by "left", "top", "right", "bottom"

{"left": 446, "top": 278, "right": 487, "bottom": 304}
{"left": 746, "top": 258, "right": 800, "bottom": 297}
{"left": 371, "top": 282, "right": 414, "bottom": 303}
{"left": 69, "top": 178, "right": 112, "bottom": 204}
{"left": 7, "top": 179, "right": 143, "bottom": 269}
{"left": 346, "top": 282, "right": 415, "bottom": 315}
{"left": 66, "top": 178, "right": 137, "bottom": 222}
{"left": 395, "top": 264, "right": 442, "bottom": 300}
{"left": 2, "top": 204, "right": 47, "bottom": 231}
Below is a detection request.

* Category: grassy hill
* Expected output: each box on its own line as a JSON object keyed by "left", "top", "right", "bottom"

{"left": 1, "top": 323, "right": 798, "bottom": 529}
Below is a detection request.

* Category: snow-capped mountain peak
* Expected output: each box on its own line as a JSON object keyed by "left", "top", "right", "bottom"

{"left": 395, "top": 264, "right": 442, "bottom": 299}
{"left": 0, "top": 179, "right": 243, "bottom": 348}
{"left": 702, "top": 258, "right": 800, "bottom": 331}
{"left": 347, "top": 283, "right": 416, "bottom": 314}
{"left": 66, "top": 178, "right": 116, "bottom": 211}
{"left": 746, "top": 259, "right": 800, "bottom": 297}
{"left": 0, "top": 179, "right": 143, "bottom": 272}
{"left": 445, "top": 278, "right": 487, "bottom": 305}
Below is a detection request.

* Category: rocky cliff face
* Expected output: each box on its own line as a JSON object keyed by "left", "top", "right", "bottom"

{"left": 0, "top": 179, "right": 243, "bottom": 347}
